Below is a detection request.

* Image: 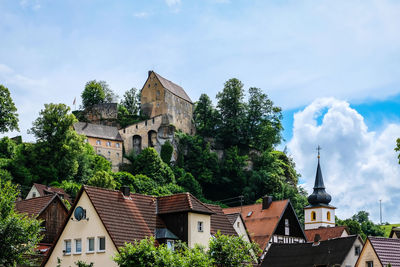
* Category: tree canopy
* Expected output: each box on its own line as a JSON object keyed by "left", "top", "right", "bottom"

{"left": 0, "top": 84, "right": 19, "bottom": 133}
{"left": 396, "top": 138, "right": 400, "bottom": 164}
{"left": 81, "top": 80, "right": 117, "bottom": 109}
{"left": 0, "top": 178, "right": 42, "bottom": 266}
{"left": 336, "top": 210, "right": 384, "bottom": 240}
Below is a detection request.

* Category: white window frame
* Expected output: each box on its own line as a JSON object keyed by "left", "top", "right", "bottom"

{"left": 106, "top": 141, "right": 111, "bottom": 147}
{"left": 197, "top": 221, "right": 204, "bottom": 232}
{"left": 74, "top": 239, "right": 82, "bottom": 254}
{"left": 96, "top": 140, "right": 101, "bottom": 145}
{"left": 116, "top": 143, "right": 120, "bottom": 148}
{"left": 87, "top": 237, "right": 95, "bottom": 254}
{"left": 64, "top": 239, "right": 72, "bottom": 255}
{"left": 98, "top": 236, "right": 106, "bottom": 252}
{"left": 166, "top": 239, "right": 175, "bottom": 250}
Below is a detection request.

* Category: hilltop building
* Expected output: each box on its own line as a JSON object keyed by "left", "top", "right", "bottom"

{"left": 73, "top": 122, "right": 123, "bottom": 171}
{"left": 120, "top": 71, "right": 194, "bottom": 156}
{"left": 304, "top": 149, "right": 336, "bottom": 230}
{"left": 26, "top": 183, "right": 71, "bottom": 203}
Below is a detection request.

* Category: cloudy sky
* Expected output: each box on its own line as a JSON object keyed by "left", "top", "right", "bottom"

{"left": 1, "top": 0, "right": 400, "bottom": 222}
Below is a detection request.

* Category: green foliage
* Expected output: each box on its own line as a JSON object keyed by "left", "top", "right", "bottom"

{"left": 75, "top": 260, "right": 94, "bottom": 267}
{"left": 88, "top": 170, "right": 117, "bottom": 189}
{"left": 209, "top": 232, "right": 260, "bottom": 267}
{"left": 336, "top": 211, "right": 385, "bottom": 240}
{"left": 81, "top": 80, "right": 106, "bottom": 109}
{"left": 216, "top": 78, "right": 247, "bottom": 148}
{"left": 0, "top": 84, "right": 19, "bottom": 133}
{"left": 58, "top": 180, "right": 82, "bottom": 200}
{"left": 114, "top": 234, "right": 257, "bottom": 267}
{"left": 160, "top": 140, "right": 174, "bottom": 165}
{"left": 176, "top": 170, "right": 203, "bottom": 198}
{"left": 120, "top": 87, "right": 141, "bottom": 116}
{"left": 380, "top": 224, "right": 400, "bottom": 237}
{"left": 0, "top": 178, "right": 42, "bottom": 266}
{"left": 0, "top": 136, "right": 17, "bottom": 158}
{"left": 395, "top": 138, "right": 400, "bottom": 164}
{"left": 193, "top": 94, "right": 218, "bottom": 137}
{"left": 132, "top": 147, "right": 175, "bottom": 185}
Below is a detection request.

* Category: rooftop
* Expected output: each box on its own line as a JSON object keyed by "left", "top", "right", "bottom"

{"left": 73, "top": 122, "right": 123, "bottom": 141}
{"left": 152, "top": 71, "right": 192, "bottom": 103}
{"left": 368, "top": 236, "right": 400, "bottom": 267}
{"left": 304, "top": 226, "right": 349, "bottom": 242}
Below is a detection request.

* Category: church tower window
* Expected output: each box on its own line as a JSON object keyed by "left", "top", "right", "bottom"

{"left": 311, "top": 211, "right": 316, "bottom": 221}
{"left": 327, "top": 211, "right": 331, "bottom": 221}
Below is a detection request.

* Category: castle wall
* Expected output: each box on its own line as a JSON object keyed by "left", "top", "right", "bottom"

{"left": 164, "top": 90, "right": 194, "bottom": 134}
{"left": 141, "top": 72, "right": 167, "bottom": 118}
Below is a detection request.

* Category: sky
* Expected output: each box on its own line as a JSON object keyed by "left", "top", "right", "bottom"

{"left": 1, "top": 0, "right": 400, "bottom": 222}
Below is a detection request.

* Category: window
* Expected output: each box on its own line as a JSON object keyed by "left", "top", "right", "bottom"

{"left": 40, "top": 221, "right": 46, "bottom": 232}
{"left": 107, "top": 151, "right": 111, "bottom": 157}
{"left": 197, "top": 221, "right": 204, "bottom": 232}
{"left": 106, "top": 141, "right": 111, "bottom": 147}
{"left": 355, "top": 245, "right": 361, "bottom": 256}
{"left": 32, "top": 192, "right": 36, "bottom": 197}
{"left": 64, "top": 240, "right": 71, "bottom": 255}
{"left": 311, "top": 211, "right": 316, "bottom": 221}
{"left": 366, "top": 261, "right": 373, "bottom": 267}
{"left": 116, "top": 153, "right": 120, "bottom": 158}
{"left": 116, "top": 143, "right": 120, "bottom": 148}
{"left": 166, "top": 240, "right": 175, "bottom": 250}
{"left": 327, "top": 211, "right": 331, "bottom": 221}
{"left": 87, "top": 237, "right": 95, "bottom": 253}
{"left": 75, "top": 239, "right": 82, "bottom": 254}
{"left": 98, "top": 237, "right": 106, "bottom": 252}
{"left": 96, "top": 140, "right": 101, "bottom": 145}
{"left": 285, "top": 219, "right": 290, "bottom": 236}
{"left": 237, "top": 222, "right": 240, "bottom": 228}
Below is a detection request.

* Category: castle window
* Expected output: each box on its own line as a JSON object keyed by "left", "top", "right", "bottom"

{"left": 156, "top": 90, "right": 160, "bottom": 100}
{"left": 136, "top": 125, "right": 138, "bottom": 129}
{"left": 116, "top": 153, "right": 120, "bottom": 158}
{"left": 115, "top": 143, "right": 120, "bottom": 148}
{"left": 152, "top": 118, "right": 155, "bottom": 124}
{"left": 106, "top": 141, "right": 111, "bottom": 147}
{"left": 107, "top": 151, "right": 111, "bottom": 158}
{"left": 327, "top": 211, "right": 331, "bottom": 221}
{"left": 148, "top": 84, "right": 150, "bottom": 88}
{"left": 311, "top": 211, "right": 316, "bottom": 221}
{"left": 96, "top": 140, "right": 101, "bottom": 145}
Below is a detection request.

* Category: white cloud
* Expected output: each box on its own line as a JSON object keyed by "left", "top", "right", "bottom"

{"left": 165, "top": 0, "right": 181, "bottom": 7}
{"left": 19, "top": 0, "right": 41, "bottom": 10}
{"left": 288, "top": 98, "right": 400, "bottom": 223}
{"left": 133, "top": 12, "right": 150, "bottom": 18}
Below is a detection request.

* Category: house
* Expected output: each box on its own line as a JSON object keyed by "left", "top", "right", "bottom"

{"left": 120, "top": 71, "right": 195, "bottom": 156}
{"left": 225, "top": 212, "right": 252, "bottom": 243}
{"left": 389, "top": 227, "right": 400, "bottom": 239}
{"left": 223, "top": 196, "right": 307, "bottom": 259}
{"left": 355, "top": 236, "right": 400, "bottom": 267}
{"left": 261, "top": 235, "right": 364, "bottom": 267}
{"left": 15, "top": 194, "right": 69, "bottom": 254}
{"left": 73, "top": 122, "right": 123, "bottom": 171}
{"left": 305, "top": 225, "right": 350, "bottom": 242}
{"left": 42, "top": 186, "right": 236, "bottom": 267}
{"left": 26, "top": 183, "right": 71, "bottom": 203}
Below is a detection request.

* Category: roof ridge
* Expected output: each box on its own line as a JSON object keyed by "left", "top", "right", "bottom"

{"left": 223, "top": 199, "right": 289, "bottom": 210}
{"left": 17, "top": 194, "right": 55, "bottom": 202}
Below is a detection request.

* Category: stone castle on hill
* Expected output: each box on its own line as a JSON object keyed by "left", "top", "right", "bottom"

{"left": 74, "top": 71, "right": 195, "bottom": 170}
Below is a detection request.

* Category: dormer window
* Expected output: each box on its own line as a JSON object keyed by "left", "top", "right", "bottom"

{"left": 197, "top": 221, "right": 203, "bottom": 232}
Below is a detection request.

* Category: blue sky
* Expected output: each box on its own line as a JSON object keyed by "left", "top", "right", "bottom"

{"left": 1, "top": 0, "right": 400, "bottom": 222}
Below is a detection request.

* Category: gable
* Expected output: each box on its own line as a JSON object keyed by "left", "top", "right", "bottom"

{"left": 274, "top": 202, "right": 306, "bottom": 239}
{"left": 43, "top": 190, "right": 118, "bottom": 267}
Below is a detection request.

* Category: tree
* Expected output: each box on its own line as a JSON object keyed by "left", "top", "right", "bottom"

{"left": 396, "top": 138, "right": 400, "bottom": 164}
{"left": 132, "top": 147, "right": 175, "bottom": 185}
{"left": 336, "top": 211, "right": 384, "bottom": 240}
{"left": 160, "top": 140, "right": 174, "bottom": 165}
{"left": 177, "top": 172, "right": 203, "bottom": 198}
{"left": 208, "top": 232, "right": 260, "bottom": 267}
{"left": 81, "top": 80, "right": 106, "bottom": 109}
{"left": 0, "top": 84, "right": 19, "bottom": 133}
{"left": 245, "top": 87, "right": 282, "bottom": 151}
{"left": 193, "top": 94, "right": 218, "bottom": 137}
{"left": 101, "top": 81, "right": 118, "bottom": 103}
{"left": 120, "top": 87, "right": 140, "bottom": 116}
{"left": 87, "top": 171, "right": 117, "bottom": 189}
{"left": 216, "top": 79, "right": 246, "bottom": 148}
{"left": 0, "top": 178, "right": 42, "bottom": 266}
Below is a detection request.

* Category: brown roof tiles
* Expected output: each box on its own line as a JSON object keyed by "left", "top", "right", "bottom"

{"left": 205, "top": 204, "right": 237, "bottom": 236}
{"left": 223, "top": 200, "right": 289, "bottom": 250}
{"left": 15, "top": 194, "right": 62, "bottom": 217}
{"left": 157, "top": 192, "right": 214, "bottom": 215}
{"left": 304, "top": 226, "right": 349, "bottom": 242}
{"left": 368, "top": 236, "right": 400, "bottom": 266}
{"left": 153, "top": 72, "right": 192, "bottom": 103}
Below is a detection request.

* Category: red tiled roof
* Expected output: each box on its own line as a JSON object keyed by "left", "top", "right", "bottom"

{"left": 223, "top": 200, "right": 289, "bottom": 250}
{"left": 157, "top": 193, "right": 214, "bottom": 215}
{"left": 226, "top": 213, "right": 240, "bottom": 225}
{"left": 304, "top": 226, "right": 349, "bottom": 242}
{"left": 369, "top": 236, "right": 400, "bottom": 267}
{"left": 85, "top": 186, "right": 163, "bottom": 248}
{"left": 33, "top": 183, "right": 71, "bottom": 202}
{"left": 15, "top": 195, "right": 57, "bottom": 217}
{"left": 153, "top": 72, "right": 192, "bottom": 103}
{"left": 205, "top": 204, "right": 237, "bottom": 236}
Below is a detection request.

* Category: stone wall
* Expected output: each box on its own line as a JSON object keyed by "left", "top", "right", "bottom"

{"left": 84, "top": 103, "right": 119, "bottom": 127}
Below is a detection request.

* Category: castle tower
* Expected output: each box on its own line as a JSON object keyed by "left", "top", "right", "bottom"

{"left": 304, "top": 146, "right": 336, "bottom": 230}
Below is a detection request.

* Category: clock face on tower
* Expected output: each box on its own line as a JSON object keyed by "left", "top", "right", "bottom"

{"left": 74, "top": 206, "right": 86, "bottom": 221}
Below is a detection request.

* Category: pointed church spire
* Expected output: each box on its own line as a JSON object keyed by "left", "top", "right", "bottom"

{"left": 307, "top": 146, "right": 332, "bottom": 206}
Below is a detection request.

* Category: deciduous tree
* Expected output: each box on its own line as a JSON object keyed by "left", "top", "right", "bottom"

{"left": 0, "top": 84, "right": 19, "bottom": 133}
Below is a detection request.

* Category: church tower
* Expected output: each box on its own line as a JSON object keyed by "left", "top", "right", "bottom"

{"left": 304, "top": 147, "right": 336, "bottom": 230}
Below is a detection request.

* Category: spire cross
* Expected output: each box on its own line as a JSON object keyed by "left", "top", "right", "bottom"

{"left": 316, "top": 145, "right": 322, "bottom": 159}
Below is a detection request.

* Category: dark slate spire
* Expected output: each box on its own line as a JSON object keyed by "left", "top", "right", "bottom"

{"left": 307, "top": 146, "right": 332, "bottom": 206}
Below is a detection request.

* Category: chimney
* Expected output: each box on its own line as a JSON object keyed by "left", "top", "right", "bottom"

{"left": 120, "top": 186, "right": 130, "bottom": 197}
{"left": 148, "top": 70, "right": 153, "bottom": 77}
{"left": 262, "top": 195, "right": 273, "bottom": 210}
